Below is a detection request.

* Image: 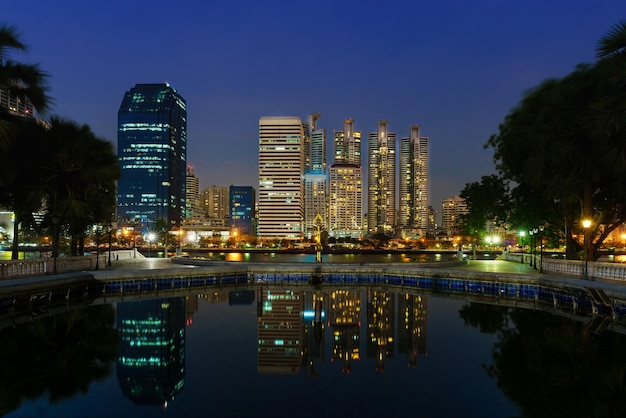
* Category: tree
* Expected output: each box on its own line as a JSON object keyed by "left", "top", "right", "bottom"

{"left": 43, "top": 117, "right": 119, "bottom": 256}
{"left": 459, "top": 174, "right": 510, "bottom": 237}
{"left": 485, "top": 23, "right": 626, "bottom": 260}
{"left": 0, "top": 24, "right": 50, "bottom": 150}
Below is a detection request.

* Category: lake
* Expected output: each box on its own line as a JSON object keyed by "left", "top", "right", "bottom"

{"left": 3, "top": 279, "right": 626, "bottom": 418}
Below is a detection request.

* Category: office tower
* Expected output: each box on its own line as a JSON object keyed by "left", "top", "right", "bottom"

{"left": 185, "top": 166, "right": 202, "bottom": 219}
{"left": 329, "top": 119, "right": 363, "bottom": 238}
{"left": 201, "top": 186, "right": 229, "bottom": 222}
{"left": 229, "top": 185, "right": 256, "bottom": 236}
{"left": 117, "top": 83, "right": 187, "bottom": 231}
{"left": 258, "top": 116, "right": 304, "bottom": 240}
{"left": 368, "top": 120, "right": 396, "bottom": 235}
{"left": 441, "top": 196, "right": 468, "bottom": 234}
{"left": 399, "top": 125, "right": 429, "bottom": 236}
{"left": 303, "top": 113, "right": 327, "bottom": 238}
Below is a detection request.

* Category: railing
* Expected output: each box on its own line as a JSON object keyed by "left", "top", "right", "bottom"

{"left": 502, "top": 252, "right": 626, "bottom": 281}
{"left": 1, "top": 255, "right": 103, "bottom": 280}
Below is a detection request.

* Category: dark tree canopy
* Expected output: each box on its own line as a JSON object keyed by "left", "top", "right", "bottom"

{"left": 484, "top": 21, "right": 626, "bottom": 260}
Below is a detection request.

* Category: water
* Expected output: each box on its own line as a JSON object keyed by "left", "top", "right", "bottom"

{"left": 2, "top": 284, "right": 626, "bottom": 417}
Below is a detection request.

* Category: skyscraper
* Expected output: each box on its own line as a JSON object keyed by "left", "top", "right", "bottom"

{"left": 368, "top": 120, "right": 396, "bottom": 235}
{"left": 185, "top": 166, "right": 202, "bottom": 219}
{"left": 303, "top": 113, "right": 327, "bottom": 238}
{"left": 117, "top": 83, "right": 187, "bottom": 231}
{"left": 229, "top": 185, "right": 256, "bottom": 236}
{"left": 399, "top": 125, "right": 429, "bottom": 236}
{"left": 329, "top": 118, "right": 363, "bottom": 238}
{"left": 258, "top": 116, "right": 304, "bottom": 240}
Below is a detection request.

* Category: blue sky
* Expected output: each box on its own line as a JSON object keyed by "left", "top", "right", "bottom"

{"left": 4, "top": 1, "right": 626, "bottom": 214}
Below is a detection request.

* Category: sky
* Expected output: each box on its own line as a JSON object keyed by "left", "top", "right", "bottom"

{"left": 4, "top": 1, "right": 626, "bottom": 217}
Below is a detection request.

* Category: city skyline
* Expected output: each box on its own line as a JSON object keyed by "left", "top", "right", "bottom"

{"left": 4, "top": 1, "right": 625, "bottom": 210}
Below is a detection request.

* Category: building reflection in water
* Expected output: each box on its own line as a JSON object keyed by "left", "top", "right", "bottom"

{"left": 257, "top": 288, "right": 304, "bottom": 374}
{"left": 329, "top": 290, "right": 361, "bottom": 373}
{"left": 113, "top": 287, "right": 428, "bottom": 391}
{"left": 116, "top": 297, "right": 186, "bottom": 406}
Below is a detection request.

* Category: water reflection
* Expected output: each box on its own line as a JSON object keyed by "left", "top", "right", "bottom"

{"left": 4, "top": 283, "right": 626, "bottom": 417}
{"left": 116, "top": 298, "right": 186, "bottom": 406}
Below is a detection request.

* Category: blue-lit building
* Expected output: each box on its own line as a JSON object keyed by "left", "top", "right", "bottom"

{"left": 229, "top": 186, "right": 256, "bottom": 236}
{"left": 117, "top": 83, "right": 187, "bottom": 230}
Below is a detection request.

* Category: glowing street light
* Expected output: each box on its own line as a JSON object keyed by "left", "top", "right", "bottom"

{"left": 147, "top": 232, "right": 156, "bottom": 258}
{"left": 582, "top": 219, "right": 592, "bottom": 280}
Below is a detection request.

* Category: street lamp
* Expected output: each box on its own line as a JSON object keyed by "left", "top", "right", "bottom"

{"left": 528, "top": 230, "right": 534, "bottom": 267}
{"left": 583, "top": 219, "right": 592, "bottom": 280}
{"left": 147, "top": 232, "right": 156, "bottom": 258}
{"left": 107, "top": 222, "right": 113, "bottom": 266}
{"left": 52, "top": 215, "right": 59, "bottom": 274}
{"left": 532, "top": 228, "right": 538, "bottom": 269}
{"left": 539, "top": 225, "right": 545, "bottom": 273}
{"left": 95, "top": 226, "right": 101, "bottom": 270}
{"left": 519, "top": 231, "right": 526, "bottom": 263}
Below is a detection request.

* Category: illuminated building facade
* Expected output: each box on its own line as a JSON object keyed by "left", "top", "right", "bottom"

{"left": 116, "top": 297, "right": 185, "bottom": 406}
{"left": 185, "top": 166, "right": 202, "bottom": 219}
{"left": 258, "top": 116, "right": 304, "bottom": 239}
{"left": 399, "top": 125, "right": 429, "bottom": 236}
{"left": 441, "top": 196, "right": 468, "bottom": 234}
{"left": 201, "top": 185, "right": 229, "bottom": 222}
{"left": 229, "top": 185, "right": 256, "bottom": 236}
{"left": 257, "top": 289, "right": 303, "bottom": 374}
{"left": 0, "top": 87, "right": 34, "bottom": 118}
{"left": 303, "top": 113, "right": 328, "bottom": 237}
{"left": 368, "top": 120, "right": 396, "bottom": 235}
{"left": 117, "top": 83, "right": 187, "bottom": 230}
{"left": 329, "top": 164, "right": 362, "bottom": 238}
{"left": 329, "top": 119, "right": 363, "bottom": 238}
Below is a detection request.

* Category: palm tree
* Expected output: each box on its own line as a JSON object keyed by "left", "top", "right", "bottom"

{"left": 596, "top": 20, "right": 626, "bottom": 59}
{"left": 0, "top": 24, "right": 50, "bottom": 151}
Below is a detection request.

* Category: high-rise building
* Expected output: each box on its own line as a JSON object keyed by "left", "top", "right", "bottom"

{"left": 329, "top": 118, "right": 363, "bottom": 238}
{"left": 303, "top": 113, "right": 327, "bottom": 238}
{"left": 0, "top": 87, "right": 34, "bottom": 118}
{"left": 441, "top": 196, "right": 468, "bottom": 234}
{"left": 399, "top": 125, "right": 429, "bottom": 236}
{"left": 201, "top": 186, "right": 229, "bottom": 223}
{"left": 334, "top": 118, "right": 361, "bottom": 166}
{"left": 258, "top": 116, "right": 304, "bottom": 240}
{"left": 368, "top": 120, "right": 396, "bottom": 235}
{"left": 229, "top": 186, "right": 256, "bottom": 236}
{"left": 117, "top": 83, "right": 187, "bottom": 231}
{"left": 185, "top": 166, "right": 202, "bottom": 219}
{"left": 329, "top": 164, "right": 362, "bottom": 238}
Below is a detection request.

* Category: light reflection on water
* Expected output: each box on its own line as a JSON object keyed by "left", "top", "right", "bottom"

{"left": 4, "top": 288, "right": 520, "bottom": 418}
{"left": 6, "top": 282, "right": 626, "bottom": 418}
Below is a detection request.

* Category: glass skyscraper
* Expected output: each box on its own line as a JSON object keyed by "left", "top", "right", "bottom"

{"left": 117, "top": 83, "right": 187, "bottom": 231}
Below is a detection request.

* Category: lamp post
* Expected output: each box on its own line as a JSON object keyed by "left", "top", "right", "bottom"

{"left": 532, "top": 228, "right": 538, "bottom": 269}
{"left": 95, "top": 226, "right": 101, "bottom": 270}
{"left": 583, "top": 219, "right": 591, "bottom": 280}
{"left": 147, "top": 232, "right": 156, "bottom": 258}
{"left": 107, "top": 222, "right": 113, "bottom": 266}
{"left": 539, "top": 225, "right": 544, "bottom": 273}
{"left": 519, "top": 231, "right": 526, "bottom": 263}
{"left": 52, "top": 215, "right": 59, "bottom": 274}
{"left": 528, "top": 230, "right": 534, "bottom": 267}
